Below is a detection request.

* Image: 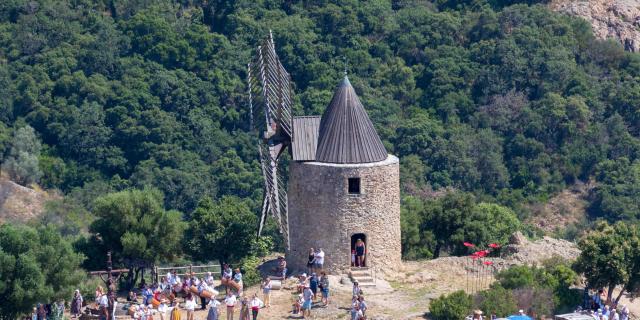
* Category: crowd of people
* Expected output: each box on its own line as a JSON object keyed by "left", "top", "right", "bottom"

{"left": 582, "top": 289, "right": 631, "bottom": 320}
{"left": 27, "top": 251, "right": 379, "bottom": 320}
{"left": 291, "top": 271, "right": 331, "bottom": 319}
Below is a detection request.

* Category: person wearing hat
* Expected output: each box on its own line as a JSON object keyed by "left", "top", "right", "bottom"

{"left": 297, "top": 273, "right": 308, "bottom": 293}
{"left": 472, "top": 310, "right": 484, "bottom": 320}
{"left": 302, "top": 284, "right": 313, "bottom": 318}
{"left": 71, "top": 289, "right": 83, "bottom": 318}
{"left": 276, "top": 256, "right": 287, "bottom": 279}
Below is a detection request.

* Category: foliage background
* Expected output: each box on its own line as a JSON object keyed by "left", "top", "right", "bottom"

{"left": 1, "top": 0, "right": 640, "bottom": 316}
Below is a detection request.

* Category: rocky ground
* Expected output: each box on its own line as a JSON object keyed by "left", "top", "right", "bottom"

{"left": 550, "top": 0, "right": 640, "bottom": 52}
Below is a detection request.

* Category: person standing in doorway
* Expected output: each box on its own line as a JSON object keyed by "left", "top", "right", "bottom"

{"left": 355, "top": 239, "right": 366, "bottom": 267}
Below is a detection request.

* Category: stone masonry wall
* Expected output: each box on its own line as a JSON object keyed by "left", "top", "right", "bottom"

{"left": 287, "top": 155, "right": 401, "bottom": 275}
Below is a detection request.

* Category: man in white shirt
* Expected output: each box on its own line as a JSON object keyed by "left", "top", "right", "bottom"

{"left": 224, "top": 292, "right": 236, "bottom": 320}
{"left": 314, "top": 248, "right": 325, "bottom": 272}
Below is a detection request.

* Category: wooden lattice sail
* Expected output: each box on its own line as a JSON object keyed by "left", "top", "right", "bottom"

{"left": 247, "top": 31, "right": 293, "bottom": 249}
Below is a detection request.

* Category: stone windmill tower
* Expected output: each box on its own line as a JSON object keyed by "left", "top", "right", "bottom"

{"left": 248, "top": 34, "right": 401, "bottom": 276}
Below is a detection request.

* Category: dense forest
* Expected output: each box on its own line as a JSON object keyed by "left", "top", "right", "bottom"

{"left": 1, "top": 0, "right": 640, "bottom": 312}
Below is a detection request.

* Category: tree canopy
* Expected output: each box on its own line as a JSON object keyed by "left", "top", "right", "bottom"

{"left": 0, "top": 224, "right": 85, "bottom": 319}
{"left": 84, "top": 188, "right": 185, "bottom": 286}
{"left": 574, "top": 221, "right": 640, "bottom": 303}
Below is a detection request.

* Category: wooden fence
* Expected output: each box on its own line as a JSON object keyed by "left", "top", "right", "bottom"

{"left": 154, "top": 263, "right": 221, "bottom": 283}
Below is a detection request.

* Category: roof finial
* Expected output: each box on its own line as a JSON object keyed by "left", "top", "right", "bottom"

{"left": 343, "top": 56, "right": 348, "bottom": 76}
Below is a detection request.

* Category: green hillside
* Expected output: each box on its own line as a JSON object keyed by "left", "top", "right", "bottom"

{"left": 1, "top": 0, "right": 640, "bottom": 310}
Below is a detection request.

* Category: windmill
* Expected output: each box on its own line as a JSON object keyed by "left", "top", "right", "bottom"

{"left": 247, "top": 33, "right": 401, "bottom": 275}
{"left": 247, "top": 31, "right": 293, "bottom": 249}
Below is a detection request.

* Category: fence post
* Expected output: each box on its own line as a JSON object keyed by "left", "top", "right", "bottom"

{"left": 189, "top": 265, "right": 192, "bottom": 276}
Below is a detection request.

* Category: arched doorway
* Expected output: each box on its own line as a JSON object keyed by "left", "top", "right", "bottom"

{"left": 351, "top": 233, "right": 367, "bottom": 267}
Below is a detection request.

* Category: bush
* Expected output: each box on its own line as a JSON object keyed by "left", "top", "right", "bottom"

{"left": 430, "top": 290, "right": 473, "bottom": 320}
{"left": 496, "top": 265, "right": 535, "bottom": 289}
{"left": 240, "top": 256, "right": 262, "bottom": 288}
{"left": 476, "top": 284, "right": 518, "bottom": 317}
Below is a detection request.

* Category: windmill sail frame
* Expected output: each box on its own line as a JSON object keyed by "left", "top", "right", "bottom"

{"left": 248, "top": 32, "right": 293, "bottom": 250}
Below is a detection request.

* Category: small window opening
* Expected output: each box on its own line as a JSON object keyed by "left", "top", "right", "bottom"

{"left": 348, "top": 177, "right": 361, "bottom": 194}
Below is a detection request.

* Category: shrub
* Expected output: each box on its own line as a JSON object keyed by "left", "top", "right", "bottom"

{"left": 476, "top": 284, "right": 518, "bottom": 317}
{"left": 430, "top": 290, "right": 473, "bottom": 320}
{"left": 496, "top": 265, "right": 535, "bottom": 289}
{"left": 240, "top": 256, "right": 262, "bottom": 287}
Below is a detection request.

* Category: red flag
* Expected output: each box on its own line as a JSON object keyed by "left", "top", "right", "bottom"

{"left": 489, "top": 243, "right": 500, "bottom": 249}
{"left": 483, "top": 261, "right": 493, "bottom": 265}
{"left": 463, "top": 242, "right": 475, "bottom": 247}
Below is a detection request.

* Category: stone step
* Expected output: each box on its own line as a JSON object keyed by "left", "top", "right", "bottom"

{"left": 350, "top": 267, "right": 370, "bottom": 271}
{"left": 349, "top": 270, "right": 371, "bottom": 277}
{"left": 358, "top": 282, "right": 377, "bottom": 288}
{"left": 352, "top": 276, "right": 374, "bottom": 283}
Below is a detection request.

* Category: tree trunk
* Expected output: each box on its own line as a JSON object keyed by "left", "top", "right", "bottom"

{"left": 607, "top": 284, "right": 615, "bottom": 304}
{"left": 614, "top": 286, "right": 626, "bottom": 304}
{"left": 434, "top": 243, "right": 442, "bottom": 258}
{"left": 127, "top": 266, "right": 135, "bottom": 289}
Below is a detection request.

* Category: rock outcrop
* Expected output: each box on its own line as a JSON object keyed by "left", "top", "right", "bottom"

{"left": 550, "top": 0, "right": 640, "bottom": 52}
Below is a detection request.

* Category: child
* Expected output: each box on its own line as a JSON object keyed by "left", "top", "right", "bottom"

{"left": 293, "top": 294, "right": 303, "bottom": 314}
{"left": 351, "top": 250, "right": 356, "bottom": 267}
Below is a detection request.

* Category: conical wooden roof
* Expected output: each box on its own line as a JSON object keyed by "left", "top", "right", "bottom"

{"left": 315, "top": 76, "right": 388, "bottom": 163}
